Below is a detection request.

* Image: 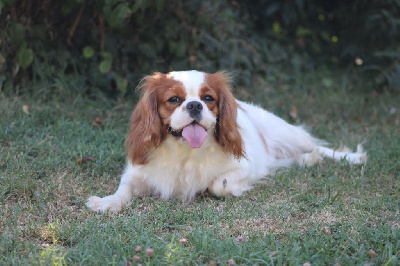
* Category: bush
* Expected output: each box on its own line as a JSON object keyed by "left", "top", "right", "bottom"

{"left": 0, "top": 0, "right": 269, "bottom": 96}
{"left": 242, "top": 0, "right": 400, "bottom": 90}
{"left": 0, "top": 0, "right": 399, "bottom": 96}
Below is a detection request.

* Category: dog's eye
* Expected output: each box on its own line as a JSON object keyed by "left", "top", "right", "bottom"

{"left": 203, "top": 95, "right": 215, "bottom": 103}
{"left": 168, "top": 96, "right": 181, "bottom": 103}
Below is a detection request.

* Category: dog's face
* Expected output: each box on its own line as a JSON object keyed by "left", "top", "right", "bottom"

{"left": 126, "top": 70, "right": 244, "bottom": 164}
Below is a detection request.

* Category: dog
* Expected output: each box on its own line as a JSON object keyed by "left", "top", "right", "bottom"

{"left": 86, "top": 70, "right": 366, "bottom": 212}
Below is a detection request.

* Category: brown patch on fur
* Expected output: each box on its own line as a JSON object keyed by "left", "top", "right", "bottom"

{"left": 126, "top": 73, "right": 185, "bottom": 164}
{"left": 256, "top": 126, "right": 269, "bottom": 155}
{"left": 254, "top": 125, "right": 296, "bottom": 160}
{"left": 158, "top": 84, "right": 186, "bottom": 126}
{"left": 237, "top": 103, "right": 246, "bottom": 113}
{"left": 205, "top": 71, "right": 245, "bottom": 159}
{"left": 199, "top": 85, "right": 219, "bottom": 116}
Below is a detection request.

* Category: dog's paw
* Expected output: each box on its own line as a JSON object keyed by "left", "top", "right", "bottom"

{"left": 345, "top": 144, "right": 367, "bottom": 164}
{"left": 348, "top": 152, "right": 368, "bottom": 164}
{"left": 86, "top": 195, "right": 123, "bottom": 213}
{"left": 208, "top": 178, "right": 251, "bottom": 198}
{"left": 208, "top": 178, "right": 231, "bottom": 198}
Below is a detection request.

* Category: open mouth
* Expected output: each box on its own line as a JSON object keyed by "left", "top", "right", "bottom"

{"left": 168, "top": 122, "right": 208, "bottom": 149}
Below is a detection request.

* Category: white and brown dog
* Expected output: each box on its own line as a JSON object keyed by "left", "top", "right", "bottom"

{"left": 87, "top": 70, "right": 366, "bottom": 212}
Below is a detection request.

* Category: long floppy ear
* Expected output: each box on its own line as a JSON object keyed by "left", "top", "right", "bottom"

{"left": 207, "top": 72, "right": 245, "bottom": 159}
{"left": 126, "top": 75, "right": 163, "bottom": 164}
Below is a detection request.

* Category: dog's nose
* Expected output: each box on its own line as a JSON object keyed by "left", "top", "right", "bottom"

{"left": 186, "top": 101, "right": 203, "bottom": 121}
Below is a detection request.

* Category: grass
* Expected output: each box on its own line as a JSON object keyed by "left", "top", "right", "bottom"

{"left": 0, "top": 70, "right": 399, "bottom": 265}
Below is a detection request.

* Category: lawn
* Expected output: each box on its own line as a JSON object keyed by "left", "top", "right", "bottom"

{"left": 0, "top": 71, "right": 399, "bottom": 265}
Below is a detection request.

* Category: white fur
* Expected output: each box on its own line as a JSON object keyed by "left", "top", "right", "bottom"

{"left": 168, "top": 70, "right": 204, "bottom": 95}
{"left": 86, "top": 71, "right": 367, "bottom": 212}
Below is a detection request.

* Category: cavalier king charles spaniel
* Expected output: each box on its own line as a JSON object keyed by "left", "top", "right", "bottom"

{"left": 87, "top": 70, "right": 366, "bottom": 212}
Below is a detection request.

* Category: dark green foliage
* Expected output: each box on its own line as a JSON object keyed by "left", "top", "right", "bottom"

{"left": 242, "top": 0, "right": 400, "bottom": 89}
{"left": 0, "top": 0, "right": 399, "bottom": 95}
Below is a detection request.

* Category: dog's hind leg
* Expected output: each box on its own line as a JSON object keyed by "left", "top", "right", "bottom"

{"left": 294, "top": 144, "right": 367, "bottom": 166}
{"left": 317, "top": 145, "right": 367, "bottom": 164}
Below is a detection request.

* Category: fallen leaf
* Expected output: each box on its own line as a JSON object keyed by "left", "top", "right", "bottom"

{"left": 236, "top": 236, "right": 244, "bottom": 242}
{"left": 93, "top": 117, "right": 102, "bottom": 126}
{"left": 145, "top": 248, "right": 154, "bottom": 257}
{"left": 369, "top": 248, "right": 378, "bottom": 258}
{"left": 249, "top": 196, "right": 257, "bottom": 201}
{"left": 269, "top": 251, "right": 278, "bottom": 258}
{"left": 189, "top": 55, "right": 197, "bottom": 63}
{"left": 207, "top": 260, "right": 217, "bottom": 266}
{"left": 75, "top": 157, "right": 96, "bottom": 164}
{"left": 322, "top": 226, "right": 333, "bottom": 234}
{"left": 22, "top": 105, "right": 30, "bottom": 115}
{"left": 289, "top": 105, "right": 297, "bottom": 119}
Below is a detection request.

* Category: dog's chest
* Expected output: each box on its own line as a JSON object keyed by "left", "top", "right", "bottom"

{"left": 141, "top": 142, "right": 234, "bottom": 200}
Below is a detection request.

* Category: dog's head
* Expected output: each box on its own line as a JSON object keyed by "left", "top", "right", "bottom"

{"left": 126, "top": 70, "right": 244, "bottom": 164}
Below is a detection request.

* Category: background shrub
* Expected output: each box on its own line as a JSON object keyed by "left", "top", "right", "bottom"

{"left": 1, "top": 0, "right": 399, "bottom": 96}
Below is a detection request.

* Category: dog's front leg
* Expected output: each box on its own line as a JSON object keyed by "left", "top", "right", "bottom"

{"left": 207, "top": 169, "right": 252, "bottom": 198}
{"left": 86, "top": 163, "right": 150, "bottom": 213}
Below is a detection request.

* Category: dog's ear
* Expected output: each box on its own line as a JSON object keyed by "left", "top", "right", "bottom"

{"left": 126, "top": 74, "right": 164, "bottom": 164}
{"left": 207, "top": 72, "right": 245, "bottom": 159}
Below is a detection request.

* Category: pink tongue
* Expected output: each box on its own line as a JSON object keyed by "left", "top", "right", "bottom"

{"left": 182, "top": 124, "right": 208, "bottom": 148}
